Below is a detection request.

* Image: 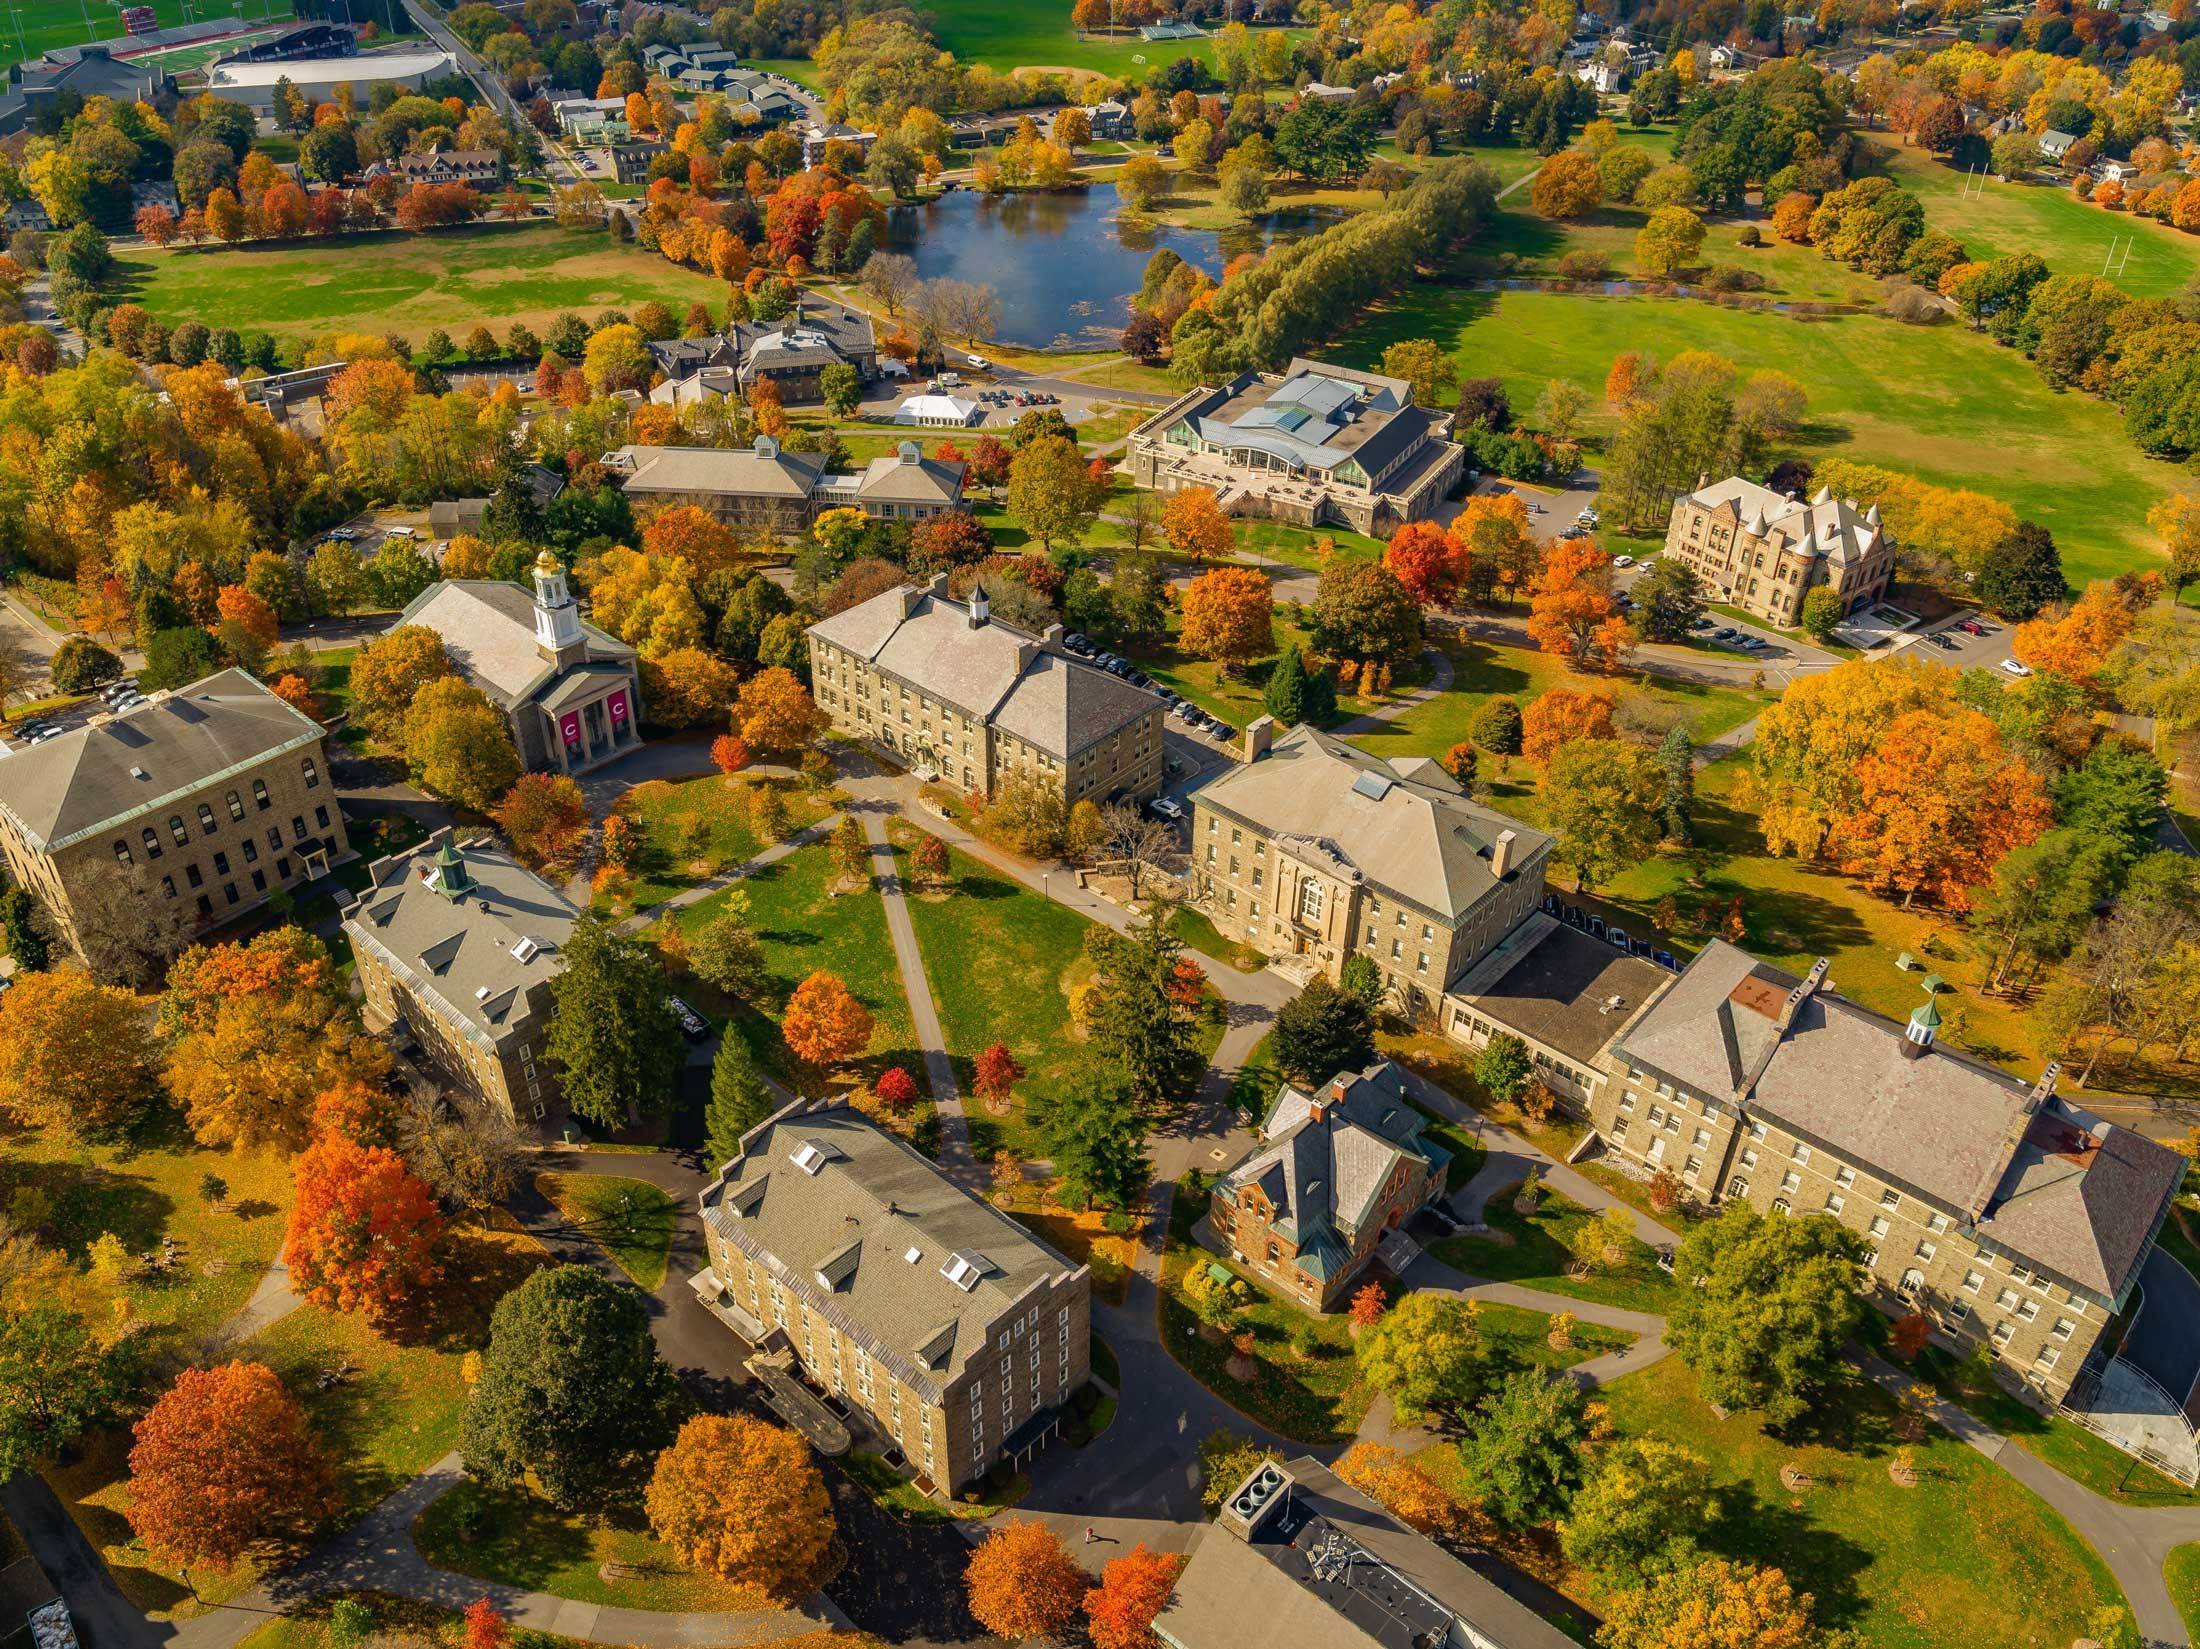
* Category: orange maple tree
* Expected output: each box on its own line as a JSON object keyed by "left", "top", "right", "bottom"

{"left": 964, "top": 1520, "right": 1088, "bottom": 1640}
{"left": 782, "top": 970, "right": 874, "bottom": 1067}
{"left": 464, "top": 1600, "right": 510, "bottom": 1649}
{"left": 1178, "top": 566, "right": 1273, "bottom": 675}
{"left": 1349, "top": 1280, "right": 1388, "bottom": 1329}
{"left": 1084, "top": 1545, "right": 1186, "bottom": 1649}
{"left": 214, "top": 584, "right": 280, "bottom": 648}
{"left": 284, "top": 1134, "right": 444, "bottom": 1324}
{"left": 1521, "top": 688, "right": 1617, "bottom": 770}
{"left": 733, "top": 666, "right": 823, "bottom": 757}
{"left": 2011, "top": 576, "right": 2152, "bottom": 685}
{"left": 126, "top": 1361, "right": 336, "bottom": 1571}
{"left": 711, "top": 734, "right": 750, "bottom": 778}
{"left": 644, "top": 1414, "right": 835, "bottom": 1598}
{"left": 1161, "top": 486, "right": 1233, "bottom": 563}
{"left": 309, "top": 1078, "right": 402, "bottom": 1149}
{"left": 1525, "top": 538, "right": 1628, "bottom": 669}
{"left": 641, "top": 504, "right": 744, "bottom": 576}
{"left": 1830, "top": 707, "right": 2051, "bottom": 910}
{"left": 493, "top": 773, "right": 589, "bottom": 872}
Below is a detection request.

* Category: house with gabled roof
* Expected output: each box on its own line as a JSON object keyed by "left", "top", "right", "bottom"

{"left": 693, "top": 1099, "right": 1092, "bottom": 1493}
{"left": 1209, "top": 1062, "right": 1451, "bottom": 1309}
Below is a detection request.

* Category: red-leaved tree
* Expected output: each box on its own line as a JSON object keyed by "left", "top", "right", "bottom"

{"left": 711, "top": 733, "right": 750, "bottom": 779}
{"left": 126, "top": 1361, "right": 336, "bottom": 1571}
{"left": 875, "top": 1066, "right": 919, "bottom": 1107}
{"left": 465, "top": 1599, "right": 510, "bottom": 1649}
{"left": 974, "top": 1043, "right": 1024, "bottom": 1107}
{"left": 283, "top": 1134, "right": 444, "bottom": 1324}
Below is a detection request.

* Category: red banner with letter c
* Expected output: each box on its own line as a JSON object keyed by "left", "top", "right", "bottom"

{"left": 559, "top": 711, "right": 582, "bottom": 746}
{"left": 607, "top": 689, "right": 629, "bottom": 725}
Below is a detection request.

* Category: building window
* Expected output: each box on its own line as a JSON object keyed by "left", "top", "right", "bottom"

{"left": 1997, "top": 1288, "right": 2020, "bottom": 1310}
{"left": 169, "top": 816, "right": 189, "bottom": 847}
{"left": 242, "top": 838, "right": 257, "bottom": 864}
{"left": 2036, "top": 1344, "right": 2061, "bottom": 1369}
{"left": 1880, "top": 1189, "right": 1901, "bottom": 1210}
{"left": 223, "top": 883, "right": 238, "bottom": 905}
{"left": 2052, "top": 1317, "right": 2075, "bottom": 1339}
{"left": 1791, "top": 1142, "right": 1811, "bottom": 1164}
{"left": 291, "top": 816, "right": 308, "bottom": 843}
{"left": 314, "top": 805, "right": 330, "bottom": 830}
{"left": 213, "top": 851, "right": 229, "bottom": 876}
{"left": 251, "top": 869, "right": 266, "bottom": 893}
{"left": 1834, "top": 1166, "right": 1855, "bottom": 1187}
{"left": 1869, "top": 1216, "right": 1889, "bottom": 1238}
{"left": 1824, "top": 1194, "right": 1845, "bottom": 1216}
{"left": 1927, "top": 1212, "right": 1950, "bottom": 1234}
{"left": 1298, "top": 880, "right": 1322, "bottom": 923}
{"left": 195, "top": 894, "right": 212, "bottom": 917}
{"left": 161, "top": 875, "right": 176, "bottom": 898}
{"left": 186, "top": 864, "right": 203, "bottom": 889}
{"left": 302, "top": 758, "right": 319, "bottom": 788}
{"left": 1727, "top": 1177, "right": 1748, "bottom": 1199}
{"left": 1915, "top": 1240, "right": 1937, "bottom": 1263}
{"left": 253, "top": 780, "right": 271, "bottom": 810}
{"left": 1771, "top": 1198, "right": 1791, "bottom": 1216}
{"left": 142, "top": 827, "right": 161, "bottom": 860}
{"left": 226, "top": 790, "right": 245, "bottom": 821}
{"left": 1963, "top": 1271, "right": 1984, "bottom": 1293}
{"left": 267, "top": 828, "right": 282, "bottom": 852}
{"left": 112, "top": 840, "right": 132, "bottom": 866}
{"left": 197, "top": 804, "right": 218, "bottom": 836}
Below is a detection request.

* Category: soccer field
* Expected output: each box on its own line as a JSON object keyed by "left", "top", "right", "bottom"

{"left": 2, "top": 0, "right": 292, "bottom": 75}
{"left": 923, "top": 0, "right": 1305, "bottom": 79}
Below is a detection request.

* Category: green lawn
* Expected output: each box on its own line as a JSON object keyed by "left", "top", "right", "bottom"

{"left": 533, "top": 1172, "right": 677, "bottom": 1290}
{"left": 1340, "top": 637, "right": 1768, "bottom": 772}
{"left": 234, "top": 1591, "right": 603, "bottom": 1649}
{"left": 920, "top": 1, "right": 1310, "bottom": 78}
{"left": 1233, "top": 520, "right": 1389, "bottom": 573}
{"left": 415, "top": 1480, "right": 777, "bottom": 1612}
{"left": 890, "top": 830, "right": 1102, "bottom": 1159}
{"left": 605, "top": 773, "right": 833, "bottom": 913}
{"left": 1563, "top": 1353, "right": 2126, "bottom": 1649}
{"left": 1431, "top": 1180, "right": 1682, "bottom": 1315}
{"left": 1411, "top": 1101, "right": 1489, "bottom": 1193}
{"left": 1901, "top": 1338, "right": 2200, "bottom": 1508}
{"left": 1159, "top": 1178, "right": 1626, "bottom": 1443}
{"left": 113, "top": 224, "right": 731, "bottom": 347}
{"left": 1527, "top": 752, "right": 2050, "bottom": 1073}
{"left": 1871, "top": 136, "right": 2200, "bottom": 301}
{"left": 1171, "top": 905, "right": 1264, "bottom": 972}
{"left": 1132, "top": 611, "right": 1398, "bottom": 731}
{"left": 2170, "top": 1546, "right": 2200, "bottom": 1644}
{"left": 1337, "top": 285, "right": 2176, "bottom": 589}
{"left": 673, "top": 841, "right": 919, "bottom": 1091}
{"left": 841, "top": 1451, "right": 1027, "bottom": 1522}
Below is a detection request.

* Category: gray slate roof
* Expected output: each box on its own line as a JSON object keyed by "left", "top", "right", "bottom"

{"left": 1615, "top": 939, "right": 2182, "bottom": 1298}
{"left": 1218, "top": 1063, "right": 1445, "bottom": 1261}
{"left": 1196, "top": 725, "right": 1550, "bottom": 924}
{"left": 807, "top": 583, "right": 1161, "bottom": 761}
{"left": 699, "top": 1103, "right": 1085, "bottom": 1399}
{"left": 610, "top": 440, "right": 829, "bottom": 501}
{"left": 340, "top": 832, "right": 580, "bottom": 1043}
{"left": 0, "top": 669, "right": 324, "bottom": 854}
{"left": 395, "top": 581, "right": 635, "bottom": 712}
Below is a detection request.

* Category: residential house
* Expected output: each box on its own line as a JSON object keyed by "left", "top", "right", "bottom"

{"left": 1127, "top": 359, "right": 1464, "bottom": 537}
{"left": 2040, "top": 128, "right": 2080, "bottom": 163}
{"left": 1189, "top": 724, "right": 1551, "bottom": 1024}
{"left": 396, "top": 147, "right": 506, "bottom": 188}
{"left": 392, "top": 553, "right": 642, "bottom": 775}
{"left": 806, "top": 577, "right": 1165, "bottom": 804}
{"left": 1208, "top": 1062, "right": 1450, "bottom": 1309}
{"left": 0, "top": 670, "right": 348, "bottom": 977}
{"left": 0, "top": 44, "right": 175, "bottom": 136}
{"left": 693, "top": 1099, "right": 1093, "bottom": 1495}
{"left": 1661, "top": 476, "right": 1894, "bottom": 629}
{"left": 343, "top": 830, "right": 579, "bottom": 1124}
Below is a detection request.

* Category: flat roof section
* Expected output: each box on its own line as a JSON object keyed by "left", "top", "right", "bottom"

{"left": 1448, "top": 913, "right": 1670, "bottom": 1070}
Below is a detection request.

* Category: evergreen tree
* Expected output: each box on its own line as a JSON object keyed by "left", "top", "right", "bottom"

{"left": 1302, "top": 658, "right": 1337, "bottom": 725}
{"left": 1657, "top": 728, "right": 1695, "bottom": 844}
{"left": 1338, "top": 952, "right": 1384, "bottom": 1005}
{"left": 704, "top": 1034, "right": 776, "bottom": 1167}
{"left": 543, "top": 916, "right": 683, "bottom": 1128}
{"left": 1272, "top": 976, "right": 1375, "bottom": 1084}
{"left": 480, "top": 461, "right": 548, "bottom": 545}
{"left": 0, "top": 888, "right": 49, "bottom": 973}
{"left": 1470, "top": 696, "right": 1523, "bottom": 755}
{"left": 1975, "top": 521, "right": 2067, "bottom": 621}
{"left": 1084, "top": 908, "right": 1196, "bottom": 1108}
{"left": 1263, "top": 644, "right": 1307, "bottom": 725}
{"left": 1028, "top": 1056, "right": 1151, "bottom": 1209}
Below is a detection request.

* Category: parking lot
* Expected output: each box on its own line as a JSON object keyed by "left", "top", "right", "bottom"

{"left": 1055, "top": 632, "right": 1241, "bottom": 821}
{"left": 1894, "top": 611, "right": 2023, "bottom": 673}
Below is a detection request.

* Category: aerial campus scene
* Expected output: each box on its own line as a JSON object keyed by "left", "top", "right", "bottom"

{"left": 5, "top": 0, "right": 2200, "bottom": 1646}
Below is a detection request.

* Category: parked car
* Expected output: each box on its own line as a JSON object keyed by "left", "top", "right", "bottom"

{"left": 666, "top": 996, "right": 709, "bottom": 1041}
{"left": 1613, "top": 554, "right": 1635, "bottom": 569}
{"left": 965, "top": 355, "right": 992, "bottom": 371}
{"left": 1929, "top": 632, "right": 1958, "bottom": 650}
{"left": 383, "top": 525, "right": 419, "bottom": 540}
{"left": 327, "top": 527, "right": 358, "bottom": 542}
{"left": 1149, "top": 796, "right": 1184, "bottom": 822}
{"left": 2000, "top": 657, "right": 2032, "bottom": 677}
{"left": 1608, "top": 925, "right": 1631, "bottom": 951}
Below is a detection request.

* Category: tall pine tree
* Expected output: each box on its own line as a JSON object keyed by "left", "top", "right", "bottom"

{"left": 543, "top": 916, "right": 683, "bottom": 1129}
{"left": 704, "top": 1033, "right": 777, "bottom": 1167}
{"left": 1657, "top": 728, "right": 1694, "bottom": 845}
{"left": 1263, "top": 644, "right": 1307, "bottom": 725}
{"left": 1084, "top": 907, "right": 1196, "bottom": 1109}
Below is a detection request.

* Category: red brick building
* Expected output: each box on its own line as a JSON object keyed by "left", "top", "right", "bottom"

{"left": 1208, "top": 1063, "right": 1450, "bottom": 1310}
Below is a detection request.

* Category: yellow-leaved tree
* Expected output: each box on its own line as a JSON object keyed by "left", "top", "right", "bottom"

{"left": 644, "top": 1414, "right": 834, "bottom": 1600}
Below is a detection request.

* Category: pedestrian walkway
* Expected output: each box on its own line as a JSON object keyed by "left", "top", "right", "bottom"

{"left": 611, "top": 814, "right": 842, "bottom": 937}
{"left": 1332, "top": 646, "right": 1457, "bottom": 739}
{"left": 856, "top": 807, "right": 977, "bottom": 1183}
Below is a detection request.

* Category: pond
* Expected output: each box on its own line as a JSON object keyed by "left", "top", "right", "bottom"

{"left": 883, "top": 188, "right": 1332, "bottom": 351}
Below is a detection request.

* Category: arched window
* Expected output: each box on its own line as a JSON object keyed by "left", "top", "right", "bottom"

{"left": 141, "top": 827, "right": 162, "bottom": 860}
{"left": 112, "top": 840, "right": 132, "bottom": 866}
